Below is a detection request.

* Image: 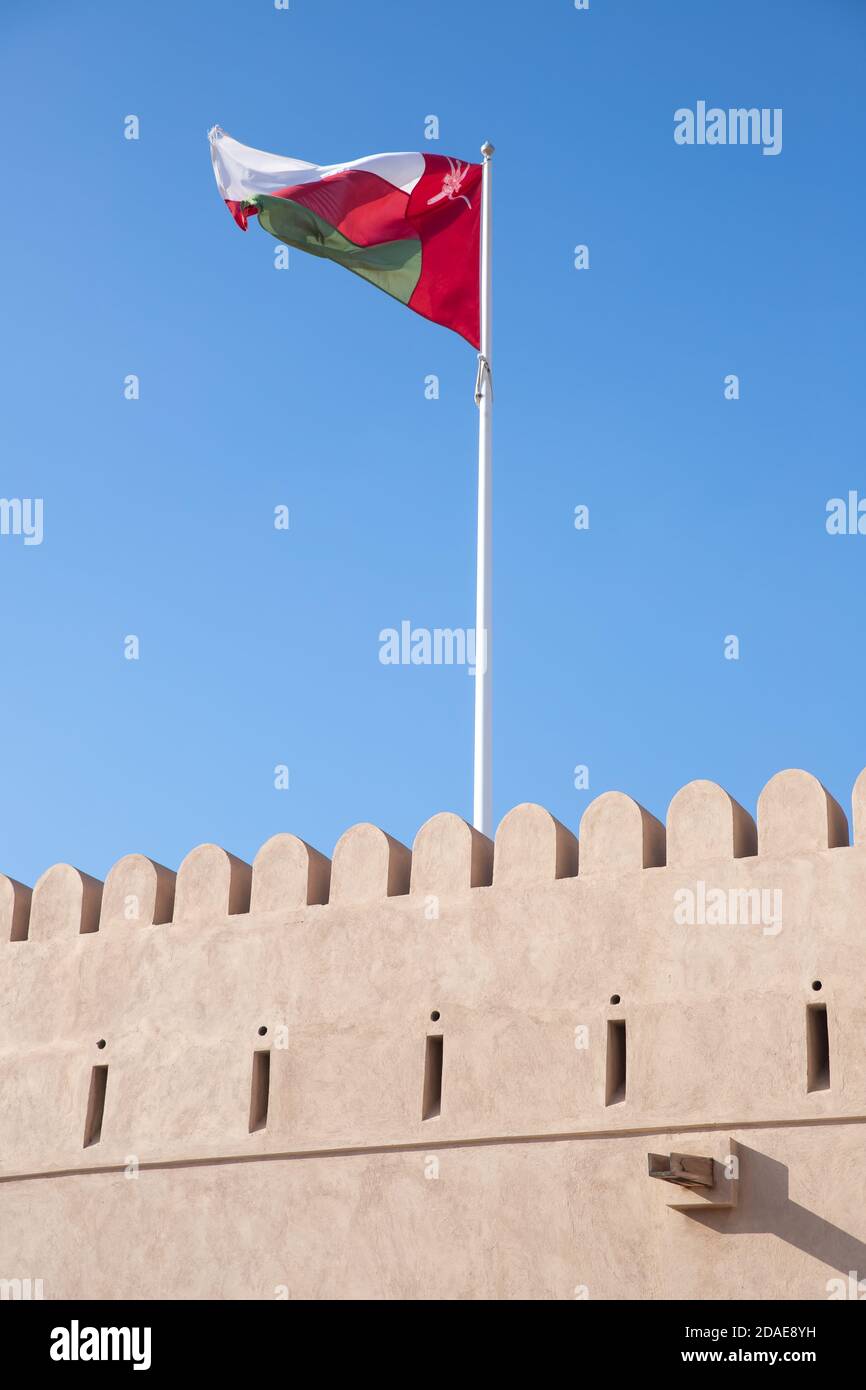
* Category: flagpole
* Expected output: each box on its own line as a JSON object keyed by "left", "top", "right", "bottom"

{"left": 473, "top": 141, "right": 494, "bottom": 837}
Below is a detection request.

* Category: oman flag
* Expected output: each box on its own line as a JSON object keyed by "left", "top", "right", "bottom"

{"left": 209, "top": 128, "right": 482, "bottom": 347}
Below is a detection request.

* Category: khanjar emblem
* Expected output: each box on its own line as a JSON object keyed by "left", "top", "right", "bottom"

{"left": 427, "top": 157, "right": 473, "bottom": 210}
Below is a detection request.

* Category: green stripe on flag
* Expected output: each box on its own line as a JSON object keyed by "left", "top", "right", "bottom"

{"left": 251, "top": 195, "right": 422, "bottom": 305}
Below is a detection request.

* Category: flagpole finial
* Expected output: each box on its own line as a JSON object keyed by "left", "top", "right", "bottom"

{"left": 481, "top": 141, "right": 495, "bottom": 159}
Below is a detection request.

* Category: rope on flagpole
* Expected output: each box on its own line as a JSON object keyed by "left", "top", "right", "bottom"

{"left": 474, "top": 354, "right": 493, "bottom": 406}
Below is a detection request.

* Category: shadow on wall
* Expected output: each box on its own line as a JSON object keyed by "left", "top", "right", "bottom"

{"left": 687, "top": 1145, "right": 866, "bottom": 1279}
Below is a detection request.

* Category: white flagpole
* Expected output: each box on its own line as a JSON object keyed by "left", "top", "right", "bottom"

{"left": 473, "top": 141, "right": 494, "bottom": 836}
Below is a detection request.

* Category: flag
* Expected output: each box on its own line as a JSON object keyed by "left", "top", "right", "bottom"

{"left": 209, "top": 128, "right": 481, "bottom": 347}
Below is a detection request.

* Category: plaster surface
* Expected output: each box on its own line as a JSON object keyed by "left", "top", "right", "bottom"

{"left": 1, "top": 768, "right": 865, "bottom": 1299}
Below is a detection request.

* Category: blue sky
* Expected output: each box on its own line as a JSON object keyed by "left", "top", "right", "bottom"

{"left": 1, "top": 0, "right": 865, "bottom": 886}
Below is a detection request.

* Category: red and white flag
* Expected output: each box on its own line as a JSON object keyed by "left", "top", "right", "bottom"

{"left": 209, "top": 127, "right": 481, "bottom": 346}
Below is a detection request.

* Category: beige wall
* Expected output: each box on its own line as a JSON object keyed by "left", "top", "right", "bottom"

{"left": 2, "top": 766, "right": 866, "bottom": 1299}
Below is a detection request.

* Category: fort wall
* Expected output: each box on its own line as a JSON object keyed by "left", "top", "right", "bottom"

{"left": 2, "top": 768, "right": 866, "bottom": 1299}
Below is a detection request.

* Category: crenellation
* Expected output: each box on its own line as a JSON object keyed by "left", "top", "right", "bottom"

{"left": 757, "top": 769, "right": 849, "bottom": 857}
{"left": 29, "top": 863, "right": 102, "bottom": 940}
{"left": 330, "top": 822, "right": 411, "bottom": 901}
{"left": 173, "top": 843, "right": 252, "bottom": 921}
{"left": 850, "top": 766, "right": 866, "bottom": 846}
{"left": 0, "top": 872, "right": 31, "bottom": 942}
{"left": 492, "top": 802, "right": 578, "bottom": 884}
{"left": 251, "top": 832, "right": 331, "bottom": 912}
{"left": 2, "top": 768, "right": 864, "bottom": 932}
{"left": 579, "top": 790, "right": 665, "bottom": 874}
{"left": 411, "top": 812, "right": 493, "bottom": 894}
{"left": 99, "top": 853, "right": 176, "bottom": 930}
{"left": 666, "top": 779, "right": 757, "bottom": 865}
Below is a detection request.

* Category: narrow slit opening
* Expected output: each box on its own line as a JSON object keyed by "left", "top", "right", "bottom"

{"left": 249, "top": 1050, "right": 270, "bottom": 1132}
{"left": 83, "top": 1065, "right": 108, "bottom": 1147}
{"left": 247, "top": 1050, "right": 271, "bottom": 1128}
{"left": 422, "top": 1035, "right": 443, "bottom": 1120}
{"left": 605, "top": 1019, "right": 626, "bottom": 1106}
{"left": 807, "top": 1003, "right": 830, "bottom": 1092}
